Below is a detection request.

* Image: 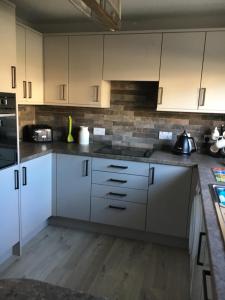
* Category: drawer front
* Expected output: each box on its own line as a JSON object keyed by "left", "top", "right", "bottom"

{"left": 92, "top": 184, "right": 147, "bottom": 204}
{"left": 91, "top": 197, "right": 146, "bottom": 231}
{"left": 92, "top": 158, "right": 149, "bottom": 176}
{"left": 92, "top": 171, "right": 149, "bottom": 190}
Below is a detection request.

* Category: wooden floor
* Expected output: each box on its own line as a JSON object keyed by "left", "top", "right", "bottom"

{"left": 0, "top": 226, "right": 190, "bottom": 300}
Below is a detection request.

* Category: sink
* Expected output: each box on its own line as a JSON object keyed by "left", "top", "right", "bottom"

{"left": 209, "top": 184, "right": 225, "bottom": 245}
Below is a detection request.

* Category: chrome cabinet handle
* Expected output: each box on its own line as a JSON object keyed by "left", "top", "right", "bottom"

{"left": 157, "top": 87, "right": 163, "bottom": 105}
{"left": 197, "top": 232, "right": 206, "bottom": 266}
{"left": 11, "top": 66, "right": 16, "bottom": 89}
{"left": 93, "top": 85, "right": 99, "bottom": 102}
{"left": 202, "top": 270, "right": 211, "bottom": 300}
{"left": 198, "top": 88, "right": 206, "bottom": 107}
{"left": 23, "top": 81, "right": 27, "bottom": 98}
{"left": 14, "top": 170, "right": 19, "bottom": 190}
{"left": 60, "top": 84, "right": 66, "bottom": 100}
{"left": 28, "top": 82, "right": 32, "bottom": 98}
{"left": 108, "top": 205, "right": 126, "bottom": 210}
{"left": 22, "top": 167, "right": 27, "bottom": 186}
{"left": 149, "top": 167, "right": 155, "bottom": 185}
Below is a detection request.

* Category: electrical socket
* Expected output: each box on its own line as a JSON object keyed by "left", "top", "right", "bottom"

{"left": 159, "top": 131, "right": 173, "bottom": 140}
{"left": 93, "top": 127, "right": 105, "bottom": 136}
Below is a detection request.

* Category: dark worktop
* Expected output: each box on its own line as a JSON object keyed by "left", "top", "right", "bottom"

{"left": 0, "top": 278, "right": 106, "bottom": 300}
{"left": 19, "top": 142, "right": 225, "bottom": 300}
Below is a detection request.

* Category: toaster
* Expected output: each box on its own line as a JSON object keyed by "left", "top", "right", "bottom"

{"left": 23, "top": 125, "right": 53, "bottom": 143}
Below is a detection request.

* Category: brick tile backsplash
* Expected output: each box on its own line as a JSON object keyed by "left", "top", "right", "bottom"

{"left": 18, "top": 81, "right": 225, "bottom": 152}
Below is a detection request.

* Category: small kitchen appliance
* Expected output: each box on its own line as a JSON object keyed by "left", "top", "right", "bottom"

{"left": 173, "top": 130, "right": 197, "bottom": 155}
{"left": 23, "top": 125, "right": 53, "bottom": 143}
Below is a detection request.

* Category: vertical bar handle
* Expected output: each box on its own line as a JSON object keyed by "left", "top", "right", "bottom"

{"left": 60, "top": 84, "right": 66, "bottom": 100}
{"left": 197, "top": 232, "right": 206, "bottom": 266}
{"left": 93, "top": 85, "right": 99, "bottom": 102}
{"left": 202, "top": 270, "right": 211, "bottom": 300}
{"left": 23, "top": 81, "right": 27, "bottom": 98}
{"left": 82, "top": 160, "right": 89, "bottom": 177}
{"left": 157, "top": 87, "right": 163, "bottom": 105}
{"left": 14, "top": 170, "right": 19, "bottom": 190}
{"left": 22, "top": 167, "right": 27, "bottom": 186}
{"left": 198, "top": 88, "right": 206, "bottom": 107}
{"left": 11, "top": 66, "right": 16, "bottom": 89}
{"left": 28, "top": 82, "right": 32, "bottom": 98}
{"left": 149, "top": 167, "right": 155, "bottom": 185}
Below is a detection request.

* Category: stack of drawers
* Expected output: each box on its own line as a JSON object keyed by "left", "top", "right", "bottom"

{"left": 91, "top": 158, "right": 149, "bottom": 231}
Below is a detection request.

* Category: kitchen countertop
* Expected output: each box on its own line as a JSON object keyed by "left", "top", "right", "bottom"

{"left": 19, "top": 142, "right": 225, "bottom": 300}
{"left": 0, "top": 278, "right": 106, "bottom": 300}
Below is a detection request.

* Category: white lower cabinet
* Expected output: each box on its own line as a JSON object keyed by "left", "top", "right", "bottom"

{"left": 0, "top": 165, "right": 19, "bottom": 256}
{"left": 20, "top": 154, "right": 52, "bottom": 241}
{"left": 147, "top": 164, "right": 192, "bottom": 238}
{"left": 190, "top": 182, "right": 214, "bottom": 300}
{"left": 56, "top": 154, "right": 91, "bottom": 221}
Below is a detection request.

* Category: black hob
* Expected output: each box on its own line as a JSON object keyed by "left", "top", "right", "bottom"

{"left": 94, "top": 145, "right": 153, "bottom": 158}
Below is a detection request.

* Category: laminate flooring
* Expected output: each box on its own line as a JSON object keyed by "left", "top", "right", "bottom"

{"left": 0, "top": 226, "right": 190, "bottom": 300}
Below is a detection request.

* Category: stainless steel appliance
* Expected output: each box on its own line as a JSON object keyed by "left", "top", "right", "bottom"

{"left": 0, "top": 93, "right": 18, "bottom": 170}
{"left": 23, "top": 125, "right": 53, "bottom": 143}
{"left": 173, "top": 130, "right": 197, "bottom": 155}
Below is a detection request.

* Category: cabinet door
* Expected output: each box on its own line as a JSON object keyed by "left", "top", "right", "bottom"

{"left": 0, "top": 1, "right": 16, "bottom": 93}
{"left": 198, "top": 31, "right": 225, "bottom": 113}
{"left": 103, "top": 33, "right": 162, "bottom": 81}
{"left": 0, "top": 166, "right": 19, "bottom": 255}
{"left": 57, "top": 154, "right": 91, "bottom": 221}
{"left": 44, "top": 36, "right": 68, "bottom": 104}
{"left": 69, "top": 35, "right": 104, "bottom": 106}
{"left": 16, "top": 24, "right": 26, "bottom": 101}
{"left": 21, "top": 154, "right": 52, "bottom": 240}
{"left": 147, "top": 164, "right": 192, "bottom": 238}
{"left": 26, "top": 28, "right": 43, "bottom": 104}
{"left": 157, "top": 32, "right": 205, "bottom": 112}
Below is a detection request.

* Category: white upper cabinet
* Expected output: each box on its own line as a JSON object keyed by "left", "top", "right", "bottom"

{"left": 157, "top": 32, "right": 205, "bottom": 112}
{"left": 0, "top": 1, "right": 16, "bottom": 93}
{"left": 44, "top": 36, "right": 69, "bottom": 104}
{"left": 16, "top": 24, "right": 43, "bottom": 104}
{"left": 103, "top": 33, "right": 162, "bottom": 81}
{"left": 69, "top": 35, "right": 110, "bottom": 108}
{"left": 198, "top": 31, "right": 225, "bottom": 113}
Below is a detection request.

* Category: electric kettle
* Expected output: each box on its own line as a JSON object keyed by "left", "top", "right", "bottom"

{"left": 173, "top": 130, "right": 197, "bottom": 155}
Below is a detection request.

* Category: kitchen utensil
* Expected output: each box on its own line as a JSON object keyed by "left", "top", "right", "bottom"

{"left": 67, "top": 115, "right": 74, "bottom": 143}
{"left": 173, "top": 130, "right": 197, "bottom": 155}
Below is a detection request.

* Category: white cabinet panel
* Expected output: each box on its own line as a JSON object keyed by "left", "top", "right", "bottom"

{"left": 198, "top": 31, "right": 225, "bottom": 113}
{"left": 0, "top": 165, "right": 19, "bottom": 255}
{"left": 16, "top": 24, "right": 43, "bottom": 104}
{"left": 157, "top": 32, "right": 205, "bottom": 112}
{"left": 20, "top": 154, "right": 52, "bottom": 240}
{"left": 56, "top": 154, "right": 91, "bottom": 221}
{"left": 44, "top": 36, "right": 68, "bottom": 104}
{"left": 103, "top": 33, "right": 162, "bottom": 81}
{"left": 69, "top": 35, "right": 110, "bottom": 108}
{"left": 0, "top": 1, "right": 16, "bottom": 93}
{"left": 147, "top": 163, "right": 192, "bottom": 238}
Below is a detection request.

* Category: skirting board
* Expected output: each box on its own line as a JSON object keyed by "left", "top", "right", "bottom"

{"left": 48, "top": 216, "right": 188, "bottom": 249}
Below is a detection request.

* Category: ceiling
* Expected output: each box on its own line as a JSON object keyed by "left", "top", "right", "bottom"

{"left": 10, "top": 0, "right": 225, "bottom": 32}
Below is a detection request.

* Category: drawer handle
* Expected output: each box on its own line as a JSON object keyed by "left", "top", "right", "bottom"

{"left": 108, "top": 179, "right": 127, "bottom": 184}
{"left": 108, "top": 164, "right": 128, "bottom": 169}
{"left": 202, "top": 270, "right": 211, "bottom": 300}
{"left": 108, "top": 192, "right": 127, "bottom": 197}
{"left": 109, "top": 205, "right": 126, "bottom": 210}
{"left": 197, "top": 232, "right": 206, "bottom": 266}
